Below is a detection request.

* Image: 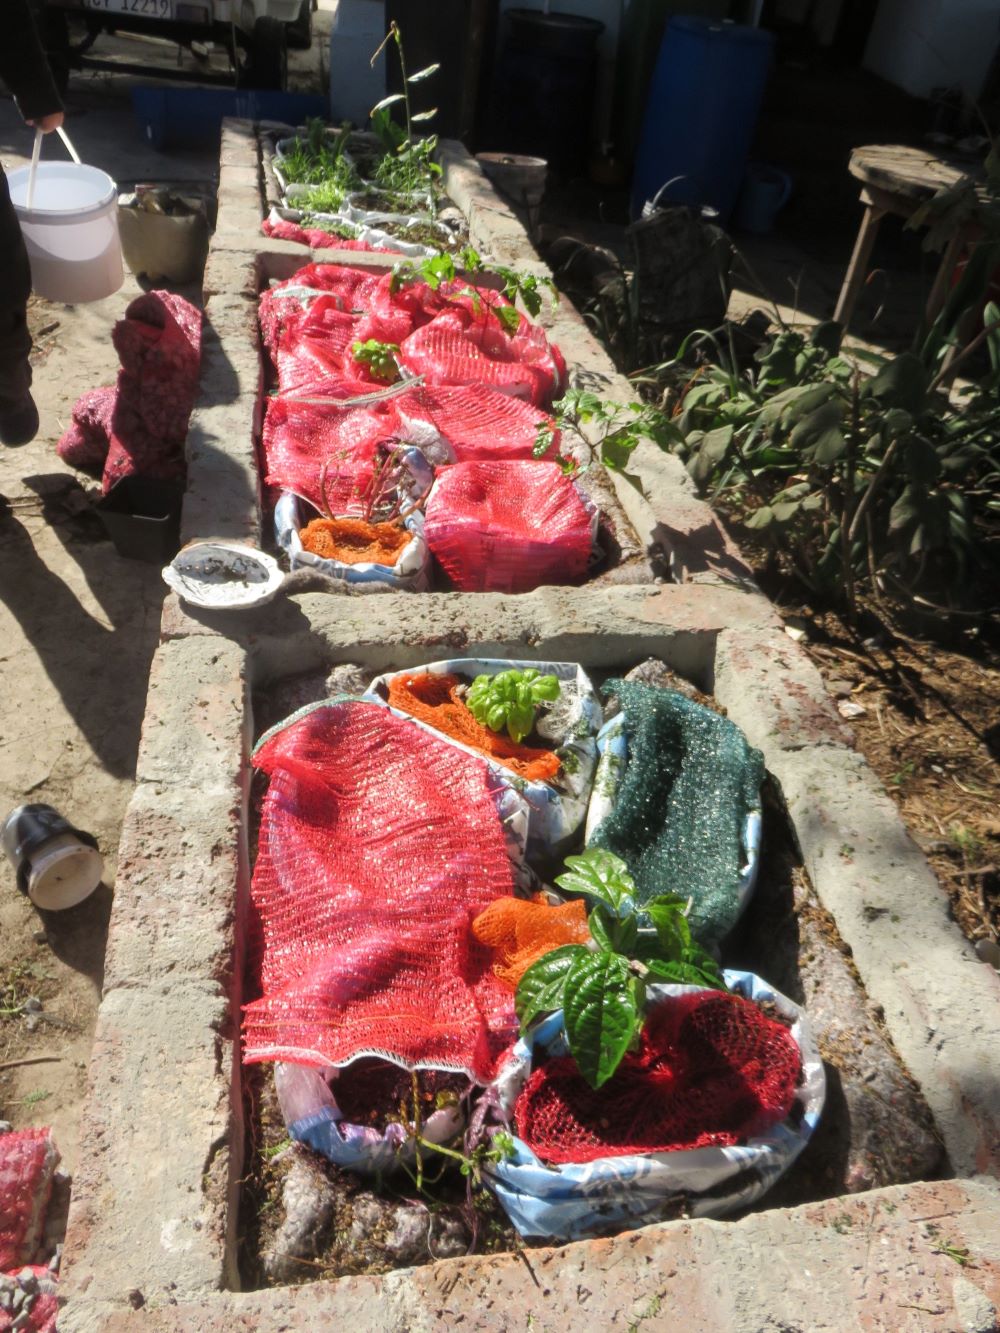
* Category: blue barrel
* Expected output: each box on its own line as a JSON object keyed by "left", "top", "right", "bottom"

{"left": 630, "top": 17, "right": 774, "bottom": 220}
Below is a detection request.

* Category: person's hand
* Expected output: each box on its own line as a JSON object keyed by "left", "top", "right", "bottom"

{"left": 27, "top": 112, "right": 64, "bottom": 134}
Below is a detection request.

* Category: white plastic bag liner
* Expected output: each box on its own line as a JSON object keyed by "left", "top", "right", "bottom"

{"left": 365, "top": 658, "right": 602, "bottom": 860}
{"left": 585, "top": 709, "right": 762, "bottom": 935}
{"left": 275, "top": 493, "right": 430, "bottom": 591}
{"left": 268, "top": 204, "right": 445, "bottom": 260}
{"left": 484, "top": 970, "right": 825, "bottom": 1241}
{"left": 275, "top": 1061, "right": 465, "bottom": 1174}
{"left": 272, "top": 135, "right": 359, "bottom": 202}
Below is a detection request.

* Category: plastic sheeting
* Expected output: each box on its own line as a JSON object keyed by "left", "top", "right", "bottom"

{"left": 484, "top": 971, "right": 825, "bottom": 1240}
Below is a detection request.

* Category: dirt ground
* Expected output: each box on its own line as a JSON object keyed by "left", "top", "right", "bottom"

{"left": 0, "top": 19, "right": 328, "bottom": 1178}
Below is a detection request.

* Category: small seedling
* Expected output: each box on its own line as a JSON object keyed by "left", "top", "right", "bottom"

{"left": 467, "top": 669, "right": 561, "bottom": 743}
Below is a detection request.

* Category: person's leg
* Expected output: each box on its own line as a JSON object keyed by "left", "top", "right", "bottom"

{"left": 0, "top": 169, "right": 38, "bottom": 446}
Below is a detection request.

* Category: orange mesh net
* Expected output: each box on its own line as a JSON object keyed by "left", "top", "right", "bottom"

{"left": 386, "top": 672, "right": 562, "bottom": 783}
{"left": 472, "top": 894, "right": 592, "bottom": 989}
{"left": 300, "top": 517, "right": 410, "bottom": 566}
{"left": 514, "top": 990, "right": 802, "bottom": 1165}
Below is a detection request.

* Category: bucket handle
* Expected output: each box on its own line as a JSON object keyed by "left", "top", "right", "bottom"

{"left": 25, "top": 124, "right": 83, "bottom": 208}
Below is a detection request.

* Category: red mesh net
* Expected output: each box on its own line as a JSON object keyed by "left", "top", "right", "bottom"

{"left": 261, "top": 217, "right": 392, "bottom": 252}
{"left": 472, "top": 895, "right": 592, "bottom": 989}
{"left": 399, "top": 310, "right": 554, "bottom": 405}
{"left": 386, "top": 671, "right": 561, "bottom": 782}
{"left": 424, "top": 460, "right": 594, "bottom": 592}
{"left": 56, "top": 292, "right": 201, "bottom": 493}
{"left": 0, "top": 1129, "right": 57, "bottom": 1270}
{"left": 262, "top": 398, "right": 400, "bottom": 512}
{"left": 0, "top": 1265, "right": 58, "bottom": 1332}
{"left": 396, "top": 383, "right": 559, "bottom": 463}
{"left": 242, "top": 701, "right": 519, "bottom": 1081}
{"left": 514, "top": 991, "right": 802, "bottom": 1165}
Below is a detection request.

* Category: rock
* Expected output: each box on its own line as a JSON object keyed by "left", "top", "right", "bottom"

{"left": 836, "top": 699, "right": 867, "bottom": 719}
{"left": 622, "top": 657, "right": 721, "bottom": 713}
{"left": 824, "top": 678, "right": 854, "bottom": 698}
{"left": 325, "top": 664, "right": 370, "bottom": 698}
{"left": 15, "top": 1271, "right": 37, "bottom": 1294}
{"left": 0, "top": 1121, "right": 13, "bottom": 1134}
{"left": 428, "top": 1211, "right": 470, "bottom": 1260}
{"left": 262, "top": 1147, "right": 338, "bottom": 1284}
{"left": 24, "top": 1014, "right": 40, "bottom": 1033}
{"left": 975, "top": 938, "right": 1000, "bottom": 969}
{"left": 22, "top": 997, "right": 42, "bottom": 1014}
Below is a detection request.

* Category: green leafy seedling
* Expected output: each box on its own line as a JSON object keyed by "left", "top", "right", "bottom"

{"left": 352, "top": 339, "right": 401, "bottom": 383}
{"left": 466, "top": 668, "right": 561, "bottom": 743}
{"left": 515, "top": 849, "right": 727, "bottom": 1088}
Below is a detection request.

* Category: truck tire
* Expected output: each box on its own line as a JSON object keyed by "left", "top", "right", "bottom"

{"left": 286, "top": 0, "right": 311, "bottom": 50}
{"left": 249, "top": 16, "right": 288, "bottom": 90}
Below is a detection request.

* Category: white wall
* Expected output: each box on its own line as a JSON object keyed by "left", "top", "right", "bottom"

{"left": 864, "top": 0, "right": 1000, "bottom": 102}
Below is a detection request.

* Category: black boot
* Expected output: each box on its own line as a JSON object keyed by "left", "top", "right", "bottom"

{"left": 0, "top": 393, "right": 40, "bottom": 446}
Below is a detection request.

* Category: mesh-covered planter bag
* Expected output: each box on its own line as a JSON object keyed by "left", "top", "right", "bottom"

{"left": 424, "top": 461, "right": 597, "bottom": 593}
{"left": 365, "top": 659, "right": 602, "bottom": 859}
{"left": 395, "top": 383, "right": 560, "bottom": 464}
{"left": 242, "top": 699, "right": 528, "bottom": 1082}
{"left": 484, "top": 972, "right": 824, "bottom": 1241}
{"left": 0, "top": 1128, "right": 58, "bottom": 1270}
{"left": 585, "top": 681, "right": 764, "bottom": 946}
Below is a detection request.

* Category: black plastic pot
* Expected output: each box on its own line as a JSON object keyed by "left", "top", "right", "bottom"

{"left": 96, "top": 476, "right": 184, "bottom": 564}
{"left": 489, "top": 9, "right": 604, "bottom": 176}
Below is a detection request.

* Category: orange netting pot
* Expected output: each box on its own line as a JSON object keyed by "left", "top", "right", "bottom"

{"left": 472, "top": 894, "right": 592, "bottom": 989}
{"left": 386, "top": 671, "right": 561, "bottom": 783}
{"left": 300, "top": 517, "right": 411, "bottom": 566}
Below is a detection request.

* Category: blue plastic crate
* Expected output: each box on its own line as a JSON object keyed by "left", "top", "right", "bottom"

{"left": 132, "top": 86, "right": 329, "bottom": 150}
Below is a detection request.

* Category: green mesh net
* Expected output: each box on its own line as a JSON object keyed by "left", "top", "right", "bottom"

{"left": 590, "top": 681, "right": 764, "bottom": 945}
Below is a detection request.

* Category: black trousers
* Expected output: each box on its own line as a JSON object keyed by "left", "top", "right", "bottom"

{"left": 0, "top": 169, "right": 33, "bottom": 413}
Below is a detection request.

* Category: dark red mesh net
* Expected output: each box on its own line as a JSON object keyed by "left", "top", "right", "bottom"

{"left": 262, "top": 398, "right": 401, "bottom": 512}
{"left": 0, "top": 1128, "right": 57, "bottom": 1270}
{"left": 396, "top": 383, "right": 558, "bottom": 462}
{"left": 56, "top": 292, "right": 201, "bottom": 493}
{"left": 514, "top": 990, "right": 802, "bottom": 1164}
{"left": 242, "top": 701, "right": 519, "bottom": 1081}
{"left": 424, "top": 460, "right": 593, "bottom": 592}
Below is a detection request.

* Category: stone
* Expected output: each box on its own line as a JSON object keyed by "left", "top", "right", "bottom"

{"left": 262, "top": 1150, "right": 337, "bottom": 1284}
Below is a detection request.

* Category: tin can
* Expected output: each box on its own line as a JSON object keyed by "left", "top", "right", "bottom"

{"left": 1, "top": 804, "right": 103, "bottom": 911}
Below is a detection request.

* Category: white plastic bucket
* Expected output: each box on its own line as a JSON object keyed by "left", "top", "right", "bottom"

{"left": 7, "top": 158, "right": 124, "bottom": 304}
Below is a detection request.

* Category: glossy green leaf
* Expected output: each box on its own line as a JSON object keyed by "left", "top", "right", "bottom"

{"left": 562, "top": 950, "right": 638, "bottom": 1088}
{"left": 515, "top": 945, "right": 588, "bottom": 1029}
{"left": 407, "top": 62, "right": 440, "bottom": 82}
{"left": 555, "top": 849, "right": 637, "bottom": 917}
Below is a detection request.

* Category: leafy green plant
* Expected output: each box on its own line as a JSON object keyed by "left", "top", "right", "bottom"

{"left": 649, "top": 320, "right": 1000, "bottom": 618}
{"left": 369, "top": 22, "right": 443, "bottom": 206}
{"left": 278, "top": 119, "right": 359, "bottom": 191}
{"left": 388, "top": 248, "right": 555, "bottom": 337}
{"left": 535, "top": 388, "right": 677, "bottom": 480}
{"left": 352, "top": 339, "right": 401, "bottom": 383}
{"left": 515, "top": 849, "right": 726, "bottom": 1089}
{"left": 467, "top": 669, "right": 561, "bottom": 743}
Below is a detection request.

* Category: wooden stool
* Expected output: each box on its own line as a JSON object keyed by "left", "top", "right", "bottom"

{"left": 833, "top": 144, "right": 983, "bottom": 331}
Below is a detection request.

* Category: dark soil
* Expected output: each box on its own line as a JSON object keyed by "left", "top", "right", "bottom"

{"left": 331, "top": 1059, "right": 470, "bottom": 1132}
{"left": 742, "top": 550, "right": 1000, "bottom": 948}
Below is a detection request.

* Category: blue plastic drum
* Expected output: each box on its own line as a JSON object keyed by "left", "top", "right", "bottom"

{"left": 630, "top": 17, "right": 774, "bottom": 220}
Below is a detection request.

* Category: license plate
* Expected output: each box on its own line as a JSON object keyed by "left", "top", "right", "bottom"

{"left": 81, "top": 0, "right": 174, "bottom": 19}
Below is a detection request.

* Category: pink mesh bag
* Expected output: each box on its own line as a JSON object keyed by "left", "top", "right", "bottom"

{"left": 242, "top": 700, "right": 519, "bottom": 1082}
{"left": 424, "top": 460, "right": 594, "bottom": 592}
{"left": 396, "top": 383, "right": 559, "bottom": 463}
{"left": 262, "top": 398, "right": 401, "bottom": 512}
{"left": 0, "top": 1129, "right": 58, "bottom": 1270}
